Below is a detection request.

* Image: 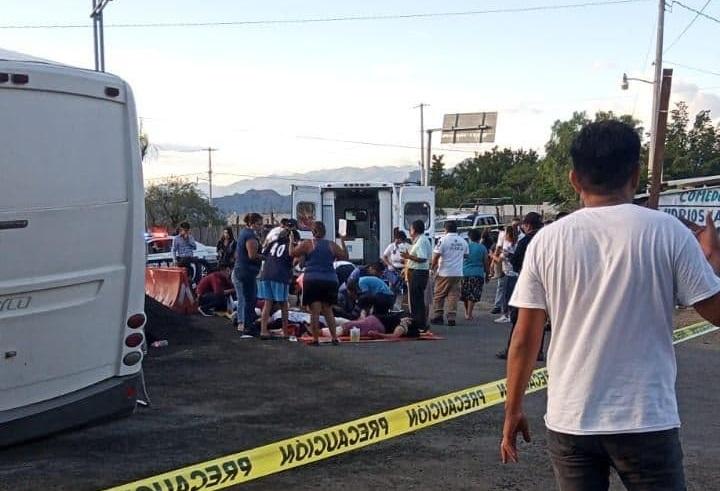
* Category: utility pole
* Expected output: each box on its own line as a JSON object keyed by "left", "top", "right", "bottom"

{"left": 90, "top": 0, "right": 114, "bottom": 72}
{"left": 426, "top": 129, "right": 433, "bottom": 187}
{"left": 647, "top": 0, "right": 666, "bottom": 195}
{"left": 204, "top": 147, "right": 218, "bottom": 205}
{"left": 648, "top": 69, "right": 673, "bottom": 209}
{"left": 414, "top": 103, "right": 428, "bottom": 184}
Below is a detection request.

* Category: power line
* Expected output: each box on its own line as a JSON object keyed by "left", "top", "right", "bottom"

{"left": 144, "top": 171, "right": 355, "bottom": 184}
{"left": 295, "top": 135, "right": 480, "bottom": 154}
{"left": 664, "top": 0, "right": 713, "bottom": 53}
{"left": 215, "top": 172, "right": 330, "bottom": 183}
{"left": 664, "top": 60, "right": 720, "bottom": 77}
{"left": 673, "top": 0, "right": 720, "bottom": 24}
{"left": 0, "top": 0, "right": 651, "bottom": 30}
{"left": 143, "top": 172, "right": 205, "bottom": 182}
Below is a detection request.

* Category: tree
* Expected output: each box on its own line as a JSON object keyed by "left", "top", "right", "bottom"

{"left": 145, "top": 178, "right": 225, "bottom": 229}
{"left": 540, "top": 111, "right": 645, "bottom": 209}
{"left": 437, "top": 148, "right": 546, "bottom": 207}
{"left": 663, "top": 103, "right": 720, "bottom": 180}
{"left": 430, "top": 101, "right": 716, "bottom": 211}
{"left": 429, "top": 154, "right": 447, "bottom": 187}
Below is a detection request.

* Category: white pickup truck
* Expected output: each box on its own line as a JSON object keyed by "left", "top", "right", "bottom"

{"left": 434, "top": 212, "right": 501, "bottom": 242}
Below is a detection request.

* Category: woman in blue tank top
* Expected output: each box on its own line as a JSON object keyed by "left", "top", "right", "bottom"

{"left": 293, "top": 221, "right": 347, "bottom": 345}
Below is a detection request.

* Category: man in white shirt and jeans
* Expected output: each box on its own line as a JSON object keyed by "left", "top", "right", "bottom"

{"left": 431, "top": 221, "right": 469, "bottom": 327}
{"left": 501, "top": 120, "right": 720, "bottom": 490}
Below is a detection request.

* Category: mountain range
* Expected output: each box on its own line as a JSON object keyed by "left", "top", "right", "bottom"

{"left": 213, "top": 189, "right": 291, "bottom": 214}
{"left": 208, "top": 165, "right": 421, "bottom": 214}
{"left": 209, "top": 165, "right": 419, "bottom": 197}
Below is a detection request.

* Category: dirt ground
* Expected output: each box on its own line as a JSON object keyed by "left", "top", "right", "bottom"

{"left": 0, "top": 286, "right": 717, "bottom": 491}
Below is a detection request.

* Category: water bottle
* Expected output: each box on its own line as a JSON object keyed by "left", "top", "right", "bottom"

{"left": 350, "top": 327, "right": 361, "bottom": 343}
{"left": 151, "top": 340, "right": 168, "bottom": 348}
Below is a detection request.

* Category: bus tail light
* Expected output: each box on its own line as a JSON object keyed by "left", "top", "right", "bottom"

{"left": 123, "top": 352, "right": 142, "bottom": 366}
{"left": 127, "top": 313, "right": 146, "bottom": 329}
{"left": 125, "top": 333, "right": 144, "bottom": 348}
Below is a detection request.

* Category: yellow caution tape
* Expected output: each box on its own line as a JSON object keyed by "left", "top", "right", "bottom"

{"left": 105, "top": 322, "right": 717, "bottom": 491}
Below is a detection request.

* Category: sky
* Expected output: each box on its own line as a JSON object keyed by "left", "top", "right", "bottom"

{"left": 3, "top": 0, "right": 720, "bottom": 186}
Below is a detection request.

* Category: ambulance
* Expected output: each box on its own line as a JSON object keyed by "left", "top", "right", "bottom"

{"left": 291, "top": 182, "right": 435, "bottom": 264}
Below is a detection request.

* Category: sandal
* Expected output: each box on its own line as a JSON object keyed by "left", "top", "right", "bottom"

{"left": 331, "top": 338, "right": 340, "bottom": 345}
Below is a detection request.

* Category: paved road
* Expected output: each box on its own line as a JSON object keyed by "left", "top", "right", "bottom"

{"left": 0, "top": 294, "right": 717, "bottom": 490}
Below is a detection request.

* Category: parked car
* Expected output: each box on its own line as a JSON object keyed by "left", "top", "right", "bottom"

{"left": 434, "top": 213, "right": 501, "bottom": 243}
{"left": 144, "top": 233, "right": 218, "bottom": 279}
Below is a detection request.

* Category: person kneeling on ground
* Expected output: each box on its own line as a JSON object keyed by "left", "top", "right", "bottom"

{"left": 347, "top": 274, "right": 395, "bottom": 317}
{"left": 197, "top": 268, "right": 234, "bottom": 317}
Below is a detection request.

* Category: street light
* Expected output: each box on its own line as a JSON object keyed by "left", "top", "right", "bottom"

{"left": 621, "top": 73, "right": 653, "bottom": 91}
{"left": 90, "top": 0, "right": 115, "bottom": 72}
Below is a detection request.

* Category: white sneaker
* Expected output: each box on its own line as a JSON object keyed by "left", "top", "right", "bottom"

{"left": 198, "top": 306, "right": 214, "bottom": 317}
{"left": 494, "top": 315, "right": 510, "bottom": 323}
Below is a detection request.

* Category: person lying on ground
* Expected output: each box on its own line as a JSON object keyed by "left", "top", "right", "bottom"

{"left": 197, "top": 267, "right": 234, "bottom": 316}
{"left": 339, "top": 313, "right": 416, "bottom": 339}
{"left": 367, "top": 316, "right": 417, "bottom": 339}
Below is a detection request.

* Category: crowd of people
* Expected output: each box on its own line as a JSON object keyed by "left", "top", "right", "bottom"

{"left": 178, "top": 205, "right": 548, "bottom": 347}
{"left": 165, "top": 120, "right": 720, "bottom": 489}
{"left": 178, "top": 199, "right": 573, "bottom": 351}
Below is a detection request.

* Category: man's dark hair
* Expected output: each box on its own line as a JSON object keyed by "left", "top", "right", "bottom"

{"left": 570, "top": 120, "right": 641, "bottom": 193}
{"left": 468, "top": 228, "right": 481, "bottom": 242}
{"left": 368, "top": 261, "right": 386, "bottom": 275}
{"left": 179, "top": 221, "right": 190, "bottom": 231}
{"left": 444, "top": 221, "right": 458, "bottom": 233}
{"left": 523, "top": 212, "right": 543, "bottom": 231}
{"left": 411, "top": 219, "right": 425, "bottom": 234}
{"left": 280, "top": 218, "right": 289, "bottom": 227}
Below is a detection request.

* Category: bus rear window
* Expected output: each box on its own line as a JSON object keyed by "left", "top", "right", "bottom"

{"left": 0, "top": 90, "right": 129, "bottom": 212}
{"left": 297, "top": 202, "right": 316, "bottom": 231}
{"left": 404, "top": 202, "right": 430, "bottom": 230}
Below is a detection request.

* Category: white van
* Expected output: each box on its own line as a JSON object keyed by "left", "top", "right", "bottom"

{"left": 0, "top": 50, "right": 146, "bottom": 445}
{"left": 292, "top": 182, "right": 435, "bottom": 264}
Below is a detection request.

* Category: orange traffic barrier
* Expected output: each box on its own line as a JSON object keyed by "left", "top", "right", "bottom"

{"left": 145, "top": 266, "right": 197, "bottom": 314}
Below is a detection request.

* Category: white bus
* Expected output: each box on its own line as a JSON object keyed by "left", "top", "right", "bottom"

{"left": 0, "top": 50, "right": 146, "bottom": 445}
{"left": 292, "top": 182, "right": 435, "bottom": 264}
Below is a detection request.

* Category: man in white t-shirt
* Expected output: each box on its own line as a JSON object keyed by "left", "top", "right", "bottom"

{"left": 430, "top": 221, "right": 469, "bottom": 326}
{"left": 500, "top": 120, "right": 720, "bottom": 489}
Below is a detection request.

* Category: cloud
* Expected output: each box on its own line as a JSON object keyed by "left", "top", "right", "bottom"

{"left": 591, "top": 60, "right": 619, "bottom": 72}
{"left": 672, "top": 80, "right": 720, "bottom": 120}
{"left": 154, "top": 143, "right": 209, "bottom": 153}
